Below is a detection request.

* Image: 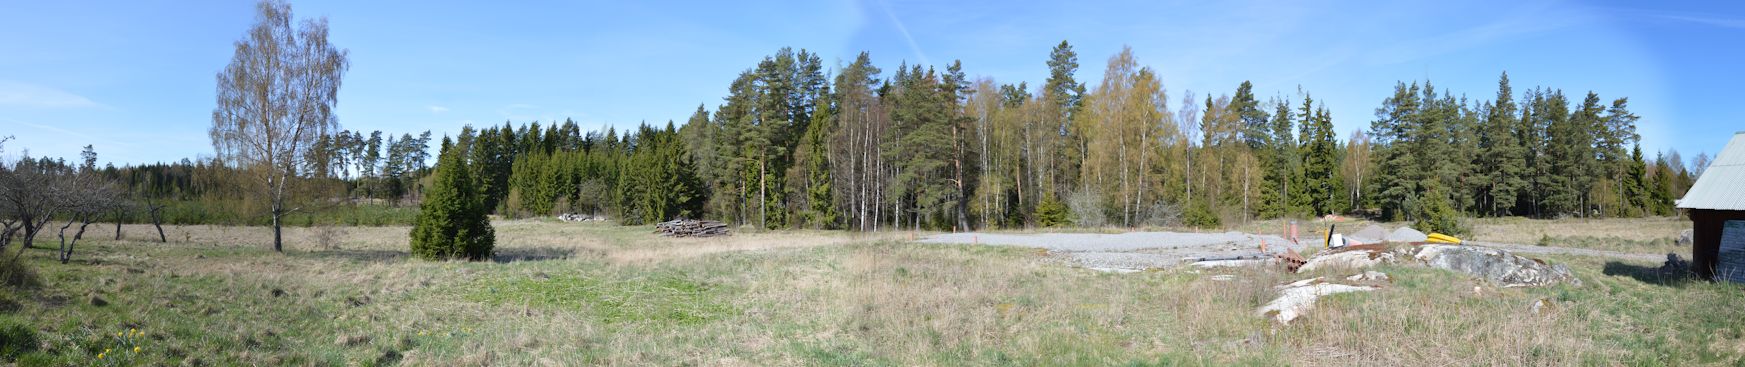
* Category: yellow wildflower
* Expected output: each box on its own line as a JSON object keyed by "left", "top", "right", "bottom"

{"left": 98, "top": 353, "right": 105, "bottom": 359}
{"left": 134, "top": 346, "right": 141, "bottom": 353}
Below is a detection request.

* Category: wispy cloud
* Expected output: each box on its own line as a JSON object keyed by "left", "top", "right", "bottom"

{"left": 1656, "top": 14, "right": 1745, "bottom": 29}
{"left": 427, "top": 105, "right": 450, "bottom": 114}
{"left": 876, "top": 0, "right": 929, "bottom": 66}
{"left": 1361, "top": 13, "right": 1586, "bottom": 66}
{"left": 0, "top": 81, "right": 103, "bottom": 109}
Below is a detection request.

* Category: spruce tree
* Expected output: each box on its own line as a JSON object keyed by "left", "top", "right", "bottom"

{"left": 1650, "top": 153, "right": 1676, "bottom": 216}
{"left": 1543, "top": 91, "right": 1597, "bottom": 216}
{"left": 1299, "top": 100, "right": 1339, "bottom": 216}
{"left": 798, "top": 98, "right": 838, "bottom": 229}
{"left": 410, "top": 146, "right": 495, "bottom": 261}
{"left": 1476, "top": 72, "right": 1527, "bottom": 216}
{"left": 1599, "top": 98, "right": 1640, "bottom": 217}
{"left": 1625, "top": 144, "right": 1649, "bottom": 217}
{"left": 1369, "top": 82, "right": 1422, "bottom": 221}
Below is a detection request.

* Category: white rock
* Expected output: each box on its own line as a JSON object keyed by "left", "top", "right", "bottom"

{"left": 1258, "top": 281, "right": 1377, "bottom": 324}
{"left": 1299, "top": 250, "right": 1394, "bottom": 272}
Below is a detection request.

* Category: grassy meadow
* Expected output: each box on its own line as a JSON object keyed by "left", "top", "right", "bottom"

{"left": 1, "top": 217, "right": 1740, "bottom": 366}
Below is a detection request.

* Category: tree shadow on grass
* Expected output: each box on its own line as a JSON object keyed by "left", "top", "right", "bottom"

{"left": 492, "top": 247, "right": 585, "bottom": 263}
{"left": 1603, "top": 260, "right": 1701, "bottom": 288}
{"left": 302, "top": 247, "right": 593, "bottom": 264}
{"left": 305, "top": 249, "right": 407, "bottom": 264}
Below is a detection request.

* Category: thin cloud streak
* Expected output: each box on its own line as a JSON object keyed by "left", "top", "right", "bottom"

{"left": 0, "top": 81, "right": 105, "bottom": 109}
{"left": 877, "top": 0, "right": 929, "bottom": 66}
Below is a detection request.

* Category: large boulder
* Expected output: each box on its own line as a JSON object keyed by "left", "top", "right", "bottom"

{"left": 1412, "top": 245, "right": 1580, "bottom": 287}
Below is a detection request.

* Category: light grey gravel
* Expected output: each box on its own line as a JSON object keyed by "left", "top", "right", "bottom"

{"left": 919, "top": 231, "right": 1310, "bottom": 271}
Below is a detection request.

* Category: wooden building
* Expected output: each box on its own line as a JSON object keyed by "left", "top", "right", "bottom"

{"left": 1679, "top": 131, "right": 1745, "bottom": 281}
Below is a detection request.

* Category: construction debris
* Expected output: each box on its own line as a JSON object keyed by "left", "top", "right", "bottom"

{"left": 1191, "top": 258, "right": 1274, "bottom": 269}
{"left": 1411, "top": 245, "right": 1580, "bottom": 287}
{"left": 1258, "top": 277, "right": 1377, "bottom": 324}
{"left": 1426, "top": 233, "right": 1463, "bottom": 244}
{"left": 557, "top": 213, "right": 606, "bottom": 222}
{"left": 1275, "top": 248, "right": 1307, "bottom": 272}
{"left": 654, "top": 219, "right": 730, "bottom": 237}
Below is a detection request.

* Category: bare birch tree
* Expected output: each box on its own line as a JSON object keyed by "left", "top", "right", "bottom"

{"left": 210, "top": 0, "right": 348, "bottom": 252}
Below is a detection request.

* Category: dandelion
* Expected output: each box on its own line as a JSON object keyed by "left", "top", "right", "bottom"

{"left": 134, "top": 346, "right": 141, "bottom": 353}
{"left": 98, "top": 353, "right": 105, "bottom": 359}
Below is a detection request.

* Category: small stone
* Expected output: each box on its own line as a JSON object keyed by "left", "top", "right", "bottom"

{"left": 1530, "top": 298, "right": 1556, "bottom": 315}
{"left": 1346, "top": 271, "right": 1389, "bottom": 282}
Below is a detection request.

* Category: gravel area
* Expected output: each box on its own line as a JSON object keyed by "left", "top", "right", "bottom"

{"left": 919, "top": 231, "right": 1308, "bottom": 271}
{"left": 920, "top": 230, "right": 1666, "bottom": 271}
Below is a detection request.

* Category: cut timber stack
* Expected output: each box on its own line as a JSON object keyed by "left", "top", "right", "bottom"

{"left": 654, "top": 219, "right": 730, "bottom": 238}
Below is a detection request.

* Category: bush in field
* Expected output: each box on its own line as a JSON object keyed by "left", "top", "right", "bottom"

{"left": 1181, "top": 199, "right": 1221, "bottom": 229}
{"left": 1068, "top": 190, "right": 1106, "bottom": 228}
{"left": 1034, "top": 194, "right": 1070, "bottom": 227}
{"left": 1413, "top": 183, "right": 1469, "bottom": 236}
{"left": 410, "top": 147, "right": 494, "bottom": 260}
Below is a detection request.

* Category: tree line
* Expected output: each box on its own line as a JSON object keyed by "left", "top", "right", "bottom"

{"left": 421, "top": 43, "right": 1701, "bottom": 234}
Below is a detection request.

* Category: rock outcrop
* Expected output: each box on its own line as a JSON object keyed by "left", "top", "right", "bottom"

{"left": 1411, "top": 245, "right": 1580, "bottom": 287}
{"left": 1299, "top": 248, "right": 1395, "bottom": 272}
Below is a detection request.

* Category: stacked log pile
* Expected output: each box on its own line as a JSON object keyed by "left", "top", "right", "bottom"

{"left": 654, "top": 219, "right": 730, "bottom": 237}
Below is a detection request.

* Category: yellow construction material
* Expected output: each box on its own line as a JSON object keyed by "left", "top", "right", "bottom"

{"left": 1426, "top": 233, "right": 1462, "bottom": 244}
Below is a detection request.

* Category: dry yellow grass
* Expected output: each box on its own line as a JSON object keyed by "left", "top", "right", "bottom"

{"left": 1468, "top": 216, "right": 1688, "bottom": 244}
{"left": 3, "top": 217, "right": 1737, "bottom": 365}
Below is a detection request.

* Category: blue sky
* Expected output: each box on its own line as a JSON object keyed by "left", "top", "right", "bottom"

{"left": 2, "top": 0, "right": 1742, "bottom": 167}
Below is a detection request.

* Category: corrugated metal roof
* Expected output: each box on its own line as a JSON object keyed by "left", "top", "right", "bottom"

{"left": 1679, "top": 131, "right": 1745, "bottom": 211}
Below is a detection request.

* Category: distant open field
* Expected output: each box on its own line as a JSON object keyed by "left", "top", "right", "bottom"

{"left": 2, "top": 217, "right": 1737, "bottom": 365}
